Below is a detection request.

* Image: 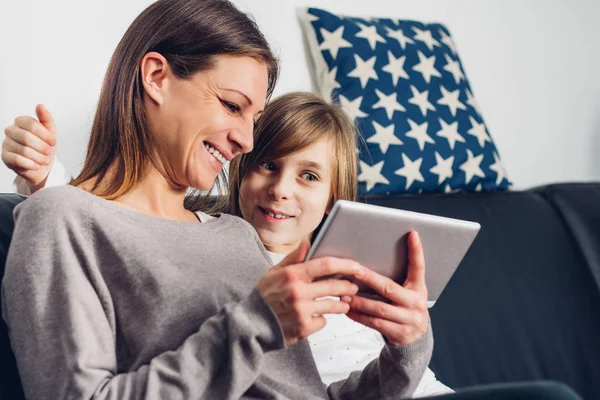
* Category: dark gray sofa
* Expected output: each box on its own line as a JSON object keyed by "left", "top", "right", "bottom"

{"left": 1, "top": 183, "right": 599, "bottom": 399}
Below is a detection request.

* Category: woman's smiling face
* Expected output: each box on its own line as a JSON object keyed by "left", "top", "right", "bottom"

{"left": 238, "top": 138, "right": 334, "bottom": 254}
{"left": 150, "top": 55, "right": 269, "bottom": 191}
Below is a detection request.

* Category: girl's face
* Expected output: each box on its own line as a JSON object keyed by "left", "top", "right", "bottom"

{"left": 239, "top": 138, "right": 334, "bottom": 254}
{"left": 150, "top": 55, "right": 268, "bottom": 191}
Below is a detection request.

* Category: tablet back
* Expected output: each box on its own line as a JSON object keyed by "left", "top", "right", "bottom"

{"left": 306, "top": 200, "right": 480, "bottom": 301}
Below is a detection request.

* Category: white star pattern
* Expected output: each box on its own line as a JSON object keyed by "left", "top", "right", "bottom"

{"left": 305, "top": 9, "right": 510, "bottom": 194}
{"left": 489, "top": 152, "right": 508, "bottom": 185}
{"left": 319, "top": 26, "right": 352, "bottom": 59}
{"left": 321, "top": 66, "right": 341, "bottom": 99}
{"left": 372, "top": 89, "right": 405, "bottom": 120}
{"left": 348, "top": 54, "right": 378, "bottom": 89}
{"left": 459, "top": 149, "right": 485, "bottom": 184}
{"left": 430, "top": 152, "right": 455, "bottom": 185}
{"left": 395, "top": 153, "right": 425, "bottom": 190}
{"left": 359, "top": 160, "right": 390, "bottom": 191}
{"left": 367, "top": 120, "right": 403, "bottom": 153}
{"left": 413, "top": 51, "right": 442, "bottom": 84}
{"left": 355, "top": 23, "right": 386, "bottom": 50}
{"left": 408, "top": 85, "right": 436, "bottom": 116}
{"left": 443, "top": 54, "right": 464, "bottom": 84}
{"left": 384, "top": 26, "right": 414, "bottom": 49}
{"left": 439, "top": 29, "right": 457, "bottom": 54}
{"left": 436, "top": 118, "right": 465, "bottom": 150}
{"left": 437, "top": 86, "right": 467, "bottom": 117}
{"left": 406, "top": 119, "right": 435, "bottom": 150}
{"left": 412, "top": 27, "right": 440, "bottom": 51}
{"left": 467, "top": 116, "right": 492, "bottom": 148}
{"left": 381, "top": 51, "right": 409, "bottom": 86}
{"left": 339, "top": 95, "right": 367, "bottom": 121}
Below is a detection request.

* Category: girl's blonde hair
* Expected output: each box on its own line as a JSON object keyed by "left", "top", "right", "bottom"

{"left": 227, "top": 92, "right": 358, "bottom": 216}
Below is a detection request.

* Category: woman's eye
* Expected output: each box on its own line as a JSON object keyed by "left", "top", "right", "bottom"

{"left": 301, "top": 172, "right": 318, "bottom": 182}
{"left": 259, "top": 161, "right": 276, "bottom": 171}
{"left": 222, "top": 101, "right": 241, "bottom": 114}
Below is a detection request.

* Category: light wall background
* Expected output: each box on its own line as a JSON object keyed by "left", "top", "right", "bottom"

{"left": 1, "top": 0, "right": 599, "bottom": 192}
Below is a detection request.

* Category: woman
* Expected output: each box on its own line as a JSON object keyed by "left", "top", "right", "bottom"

{"left": 5, "top": 91, "right": 449, "bottom": 397}
{"left": 1, "top": 1, "right": 432, "bottom": 399}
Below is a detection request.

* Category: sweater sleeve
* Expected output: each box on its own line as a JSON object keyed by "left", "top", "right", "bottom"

{"left": 1, "top": 191, "right": 285, "bottom": 400}
{"left": 326, "top": 326, "right": 434, "bottom": 400}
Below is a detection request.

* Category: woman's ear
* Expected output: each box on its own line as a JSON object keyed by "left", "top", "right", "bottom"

{"left": 140, "top": 52, "right": 170, "bottom": 105}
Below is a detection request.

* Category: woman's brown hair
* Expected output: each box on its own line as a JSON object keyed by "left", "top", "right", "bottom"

{"left": 227, "top": 92, "right": 358, "bottom": 217}
{"left": 71, "top": 0, "right": 278, "bottom": 206}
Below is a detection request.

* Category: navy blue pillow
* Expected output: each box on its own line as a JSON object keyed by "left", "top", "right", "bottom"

{"left": 302, "top": 8, "right": 511, "bottom": 194}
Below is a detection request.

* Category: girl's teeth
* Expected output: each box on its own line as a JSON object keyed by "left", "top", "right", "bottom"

{"left": 267, "top": 211, "right": 289, "bottom": 219}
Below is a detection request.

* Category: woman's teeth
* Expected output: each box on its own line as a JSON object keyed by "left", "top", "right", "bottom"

{"left": 266, "top": 210, "right": 290, "bottom": 219}
{"left": 205, "top": 143, "right": 226, "bottom": 166}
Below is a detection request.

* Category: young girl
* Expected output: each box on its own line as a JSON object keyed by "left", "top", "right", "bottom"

{"left": 4, "top": 92, "right": 447, "bottom": 397}
{"left": 228, "top": 92, "right": 453, "bottom": 397}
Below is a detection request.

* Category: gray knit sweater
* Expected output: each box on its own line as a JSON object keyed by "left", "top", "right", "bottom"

{"left": 2, "top": 185, "right": 432, "bottom": 399}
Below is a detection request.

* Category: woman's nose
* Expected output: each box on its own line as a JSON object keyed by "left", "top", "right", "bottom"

{"left": 229, "top": 122, "right": 254, "bottom": 155}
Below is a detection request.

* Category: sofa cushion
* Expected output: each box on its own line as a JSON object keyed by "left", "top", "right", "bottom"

{"left": 302, "top": 7, "right": 511, "bottom": 195}
{"left": 363, "top": 188, "right": 600, "bottom": 400}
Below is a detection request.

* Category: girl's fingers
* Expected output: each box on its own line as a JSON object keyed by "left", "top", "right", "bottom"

{"left": 35, "top": 104, "right": 57, "bottom": 138}
{"left": 14, "top": 116, "right": 55, "bottom": 146}
{"left": 3, "top": 137, "right": 48, "bottom": 166}
{"left": 5, "top": 125, "right": 52, "bottom": 155}
{"left": 1, "top": 151, "right": 40, "bottom": 171}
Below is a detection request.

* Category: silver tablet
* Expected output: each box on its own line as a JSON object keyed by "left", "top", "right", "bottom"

{"left": 305, "top": 200, "right": 481, "bottom": 302}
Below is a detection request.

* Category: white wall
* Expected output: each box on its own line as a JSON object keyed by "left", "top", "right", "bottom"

{"left": 1, "top": 0, "right": 599, "bottom": 192}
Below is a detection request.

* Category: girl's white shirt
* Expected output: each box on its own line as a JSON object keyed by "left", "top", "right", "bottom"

{"left": 13, "top": 159, "right": 71, "bottom": 196}
{"left": 13, "top": 160, "right": 452, "bottom": 397}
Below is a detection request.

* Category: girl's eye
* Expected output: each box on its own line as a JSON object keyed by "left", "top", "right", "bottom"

{"left": 222, "top": 101, "right": 241, "bottom": 114}
{"left": 259, "top": 161, "right": 276, "bottom": 171}
{"left": 301, "top": 172, "right": 318, "bottom": 182}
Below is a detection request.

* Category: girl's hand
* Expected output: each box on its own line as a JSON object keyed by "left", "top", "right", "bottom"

{"left": 347, "top": 231, "right": 429, "bottom": 346}
{"left": 2, "top": 104, "right": 57, "bottom": 190}
{"left": 256, "top": 241, "right": 365, "bottom": 346}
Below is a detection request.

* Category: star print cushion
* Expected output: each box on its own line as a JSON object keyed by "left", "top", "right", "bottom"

{"left": 301, "top": 7, "right": 511, "bottom": 194}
